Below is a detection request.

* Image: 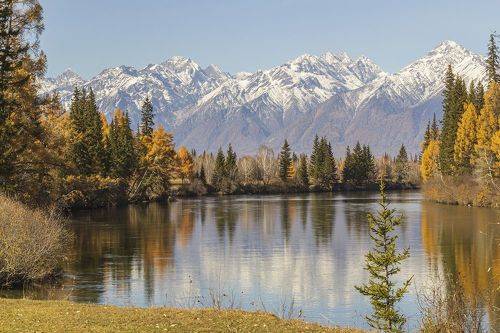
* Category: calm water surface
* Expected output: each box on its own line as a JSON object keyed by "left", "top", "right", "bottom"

{"left": 16, "top": 192, "right": 500, "bottom": 330}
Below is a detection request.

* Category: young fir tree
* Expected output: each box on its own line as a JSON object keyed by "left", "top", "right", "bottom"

{"left": 356, "top": 182, "right": 412, "bottom": 332}
{"left": 279, "top": 139, "right": 292, "bottom": 181}
{"left": 140, "top": 96, "right": 154, "bottom": 137}
{"left": 486, "top": 32, "right": 499, "bottom": 84}
{"left": 394, "top": 144, "right": 409, "bottom": 183}
{"left": 211, "top": 148, "right": 226, "bottom": 188}
{"left": 297, "top": 154, "right": 309, "bottom": 188}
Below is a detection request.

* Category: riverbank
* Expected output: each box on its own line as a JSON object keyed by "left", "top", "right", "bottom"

{"left": 0, "top": 298, "right": 362, "bottom": 333}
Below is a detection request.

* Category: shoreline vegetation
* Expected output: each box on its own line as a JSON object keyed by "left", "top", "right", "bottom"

{"left": 418, "top": 35, "right": 499, "bottom": 208}
{"left": 0, "top": 298, "right": 362, "bottom": 333}
{"left": 0, "top": 195, "right": 71, "bottom": 287}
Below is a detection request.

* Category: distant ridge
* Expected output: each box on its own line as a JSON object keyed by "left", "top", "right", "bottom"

{"left": 40, "top": 40, "right": 487, "bottom": 155}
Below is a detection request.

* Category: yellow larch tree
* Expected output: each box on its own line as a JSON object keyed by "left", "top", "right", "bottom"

{"left": 420, "top": 140, "right": 440, "bottom": 181}
{"left": 177, "top": 146, "right": 194, "bottom": 184}
{"left": 130, "top": 126, "right": 177, "bottom": 200}
{"left": 453, "top": 103, "right": 478, "bottom": 173}
{"left": 474, "top": 82, "right": 500, "bottom": 179}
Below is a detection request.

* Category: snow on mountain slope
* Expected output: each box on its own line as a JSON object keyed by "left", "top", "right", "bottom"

{"left": 40, "top": 40, "right": 487, "bottom": 155}
{"left": 271, "top": 40, "right": 488, "bottom": 155}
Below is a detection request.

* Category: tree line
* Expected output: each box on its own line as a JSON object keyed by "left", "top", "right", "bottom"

{"left": 182, "top": 136, "right": 418, "bottom": 196}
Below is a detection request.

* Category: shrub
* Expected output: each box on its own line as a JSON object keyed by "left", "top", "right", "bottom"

{"left": 418, "top": 273, "right": 487, "bottom": 333}
{"left": 0, "top": 195, "right": 71, "bottom": 286}
{"left": 58, "top": 175, "right": 127, "bottom": 209}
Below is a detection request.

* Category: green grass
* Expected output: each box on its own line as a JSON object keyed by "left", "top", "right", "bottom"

{"left": 0, "top": 298, "right": 362, "bottom": 333}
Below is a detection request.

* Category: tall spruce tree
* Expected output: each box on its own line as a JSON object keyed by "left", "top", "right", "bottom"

{"left": 487, "top": 32, "right": 499, "bottom": 84}
{"left": 86, "top": 88, "right": 105, "bottom": 173}
{"left": 140, "top": 96, "right": 154, "bottom": 137}
{"left": 279, "top": 139, "right": 292, "bottom": 181}
{"left": 211, "top": 148, "right": 226, "bottom": 188}
{"left": 356, "top": 182, "right": 412, "bottom": 332}
{"left": 109, "top": 110, "right": 137, "bottom": 179}
{"left": 225, "top": 143, "right": 238, "bottom": 181}
{"left": 394, "top": 144, "right": 409, "bottom": 183}
{"left": 310, "top": 135, "right": 320, "bottom": 181}
{"left": 439, "top": 70, "right": 467, "bottom": 175}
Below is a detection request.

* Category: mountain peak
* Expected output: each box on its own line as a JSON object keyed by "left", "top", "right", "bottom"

{"left": 57, "top": 68, "right": 81, "bottom": 80}
{"left": 431, "top": 40, "right": 468, "bottom": 55}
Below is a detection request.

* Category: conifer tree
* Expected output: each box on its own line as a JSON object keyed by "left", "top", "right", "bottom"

{"left": 362, "top": 144, "right": 377, "bottom": 183}
{"left": 225, "top": 143, "right": 238, "bottom": 181}
{"left": 297, "top": 154, "right": 309, "bottom": 187}
{"left": 430, "top": 113, "right": 439, "bottom": 140}
{"left": 422, "top": 121, "right": 431, "bottom": 153}
{"left": 394, "top": 144, "right": 409, "bottom": 183}
{"left": 356, "top": 182, "right": 412, "bottom": 332}
{"left": 475, "top": 81, "right": 485, "bottom": 111}
{"left": 109, "top": 109, "right": 137, "bottom": 179}
{"left": 439, "top": 72, "right": 467, "bottom": 175}
{"left": 0, "top": 0, "right": 46, "bottom": 192}
{"left": 310, "top": 135, "right": 320, "bottom": 181}
{"left": 68, "top": 88, "right": 105, "bottom": 175}
{"left": 198, "top": 164, "right": 207, "bottom": 184}
{"left": 468, "top": 81, "right": 476, "bottom": 105}
{"left": 454, "top": 103, "right": 478, "bottom": 173}
{"left": 279, "top": 139, "right": 292, "bottom": 181}
{"left": 140, "top": 96, "right": 154, "bottom": 137}
{"left": 86, "top": 88, "right": 105, "bottom": 173}
{"left": 342, "top": 146, "right": 353, "bottom": 183}
{"left": 486, "top": 33, "right": 499, "bottom": 84}
{"left": 211, "top": 148, "right": 226, "bottom": 188}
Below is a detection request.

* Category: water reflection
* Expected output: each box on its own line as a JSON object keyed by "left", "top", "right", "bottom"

{"left": 8, "top": 192, "right": 497, "bottom": 330}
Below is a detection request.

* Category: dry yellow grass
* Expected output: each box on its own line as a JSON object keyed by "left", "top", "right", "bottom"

{"left": 0, "top": 298, "right": 363, "bottom": 333}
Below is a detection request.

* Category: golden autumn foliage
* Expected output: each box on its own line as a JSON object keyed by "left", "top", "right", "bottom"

{"left": 475, "top": 83, "right": 499, "bottom": 158}
{"left": 453, "top": 103, "right": 477, "bottom": 173}
{"left": 130, "top": 126, "right": 177, "bottom": 200}
{"left": 177, "top": 146, "right": 194, "bottom": 183}
{"left": 421, "top": 140, "right": 440, "bottom": 181}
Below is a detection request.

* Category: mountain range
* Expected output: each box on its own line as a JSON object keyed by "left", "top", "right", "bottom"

{"left": 40, "top": 40, "right": 487, "bottom": 156}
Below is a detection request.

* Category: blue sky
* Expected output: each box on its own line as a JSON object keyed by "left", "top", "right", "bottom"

{"left": 40, "top": 0, "right": 499, "bottom": 78}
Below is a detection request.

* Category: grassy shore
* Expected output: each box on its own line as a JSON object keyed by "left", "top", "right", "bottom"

{"left": 0, "top": 298, "right": 362, "bottom": 333}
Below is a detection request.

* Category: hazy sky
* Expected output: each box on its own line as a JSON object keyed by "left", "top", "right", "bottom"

{"left": 40, "top": 0, "right": 499, "bottom": 78}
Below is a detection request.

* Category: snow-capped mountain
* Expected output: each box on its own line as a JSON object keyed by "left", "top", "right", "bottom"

{"left": 40, "top": 40, "right": 487, "bottom": 155}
